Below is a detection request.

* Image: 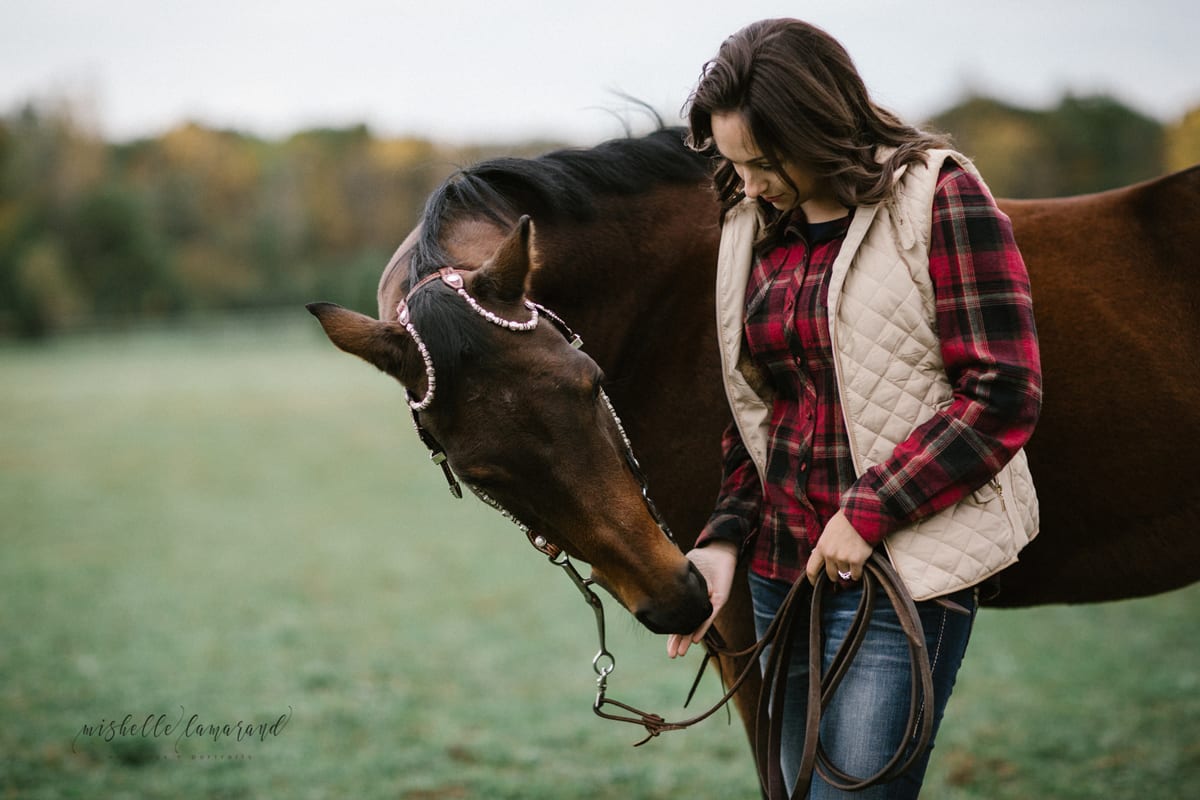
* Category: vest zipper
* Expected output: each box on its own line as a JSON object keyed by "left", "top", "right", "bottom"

{"left": 990, "top": 477, "right": 1007, "bottom": 512}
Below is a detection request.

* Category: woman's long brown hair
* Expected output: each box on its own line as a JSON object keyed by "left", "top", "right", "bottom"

{"left": 686, "top": 18, "right": 951, "bottom": 244}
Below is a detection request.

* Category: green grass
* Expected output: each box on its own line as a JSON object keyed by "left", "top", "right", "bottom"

{"left": 2, "top": 315, "right": 1197, "bottom": 799}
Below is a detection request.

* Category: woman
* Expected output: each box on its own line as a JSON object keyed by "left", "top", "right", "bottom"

{"left": 666, "top": 19, "right": 1042, "bottom": 799}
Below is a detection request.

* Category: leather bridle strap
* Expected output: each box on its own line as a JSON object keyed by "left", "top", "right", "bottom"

{"left": 408, "top": 407, "right": 462, "bottom": 499}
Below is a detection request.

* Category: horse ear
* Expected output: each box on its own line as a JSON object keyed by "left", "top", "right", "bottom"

{"left": 474, "top": 215, "right": 533, "bottom": 302}
{"left": 306, "top": 302, "right": 422, "bottom": 389}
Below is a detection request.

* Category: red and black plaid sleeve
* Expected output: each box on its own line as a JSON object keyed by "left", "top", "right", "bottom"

{"left": 840, "top": 165, "right": 1043, "bottom": 542}
{"left": 696, "top": 418, "right": 762, "bottom": 550}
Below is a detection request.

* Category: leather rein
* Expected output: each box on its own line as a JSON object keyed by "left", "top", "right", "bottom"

{"left": 399, "top": 267, "right": 937, "bottom": 798}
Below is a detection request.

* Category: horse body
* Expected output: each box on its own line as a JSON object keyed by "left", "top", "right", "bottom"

{"left": 313, "top": 129, "right": 1199, "bottom": 747}
{"left": 995, "top": 166, "right": 1200, "bottom": 604}
{"left": 373, "top": 135, "right": 1200, "bottom": 608}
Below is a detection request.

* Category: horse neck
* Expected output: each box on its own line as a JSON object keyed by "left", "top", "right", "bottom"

{"left": 527, "top": 184, "right": 729, "bottom": 543}
{"left": 529, "top": 185, "right": 720, "bottom": 375}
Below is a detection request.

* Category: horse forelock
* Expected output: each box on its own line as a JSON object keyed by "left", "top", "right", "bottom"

{"left": 406, "top": 284, "right": 494, "bottom": 405}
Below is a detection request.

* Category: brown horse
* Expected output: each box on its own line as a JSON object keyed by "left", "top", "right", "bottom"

{"left": 309, "top": 128, "right": 1200, "bottom": 740}
{"left": 306, "top": 139, "right": 718, "bottom": 636}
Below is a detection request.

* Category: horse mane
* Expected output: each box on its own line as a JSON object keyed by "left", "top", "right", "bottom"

{"left": 409, "top": 127, "right": 709, "bottom": 282}
{"left": 405, "top": 128, "right": 711, "bottom": 403}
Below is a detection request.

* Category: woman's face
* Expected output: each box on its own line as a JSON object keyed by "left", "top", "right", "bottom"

{"left": 710, "top": 111, "right": 827, "bottom": 214}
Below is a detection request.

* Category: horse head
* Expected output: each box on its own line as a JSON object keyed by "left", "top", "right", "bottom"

{"left": 308, "top": 215, "right": 712, "bottom": 635}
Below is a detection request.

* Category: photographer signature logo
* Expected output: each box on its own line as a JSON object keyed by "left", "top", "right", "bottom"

{"left": 72, "top": 706, "right": 292, "bottom": 757}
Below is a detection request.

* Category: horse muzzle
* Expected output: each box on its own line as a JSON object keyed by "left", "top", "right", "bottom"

{"left": 633, "top": 560, "right": 712, "bottom": 635}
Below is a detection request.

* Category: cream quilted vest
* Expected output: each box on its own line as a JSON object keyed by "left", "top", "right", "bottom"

{"left": 715, "top": 149, "right": 1039, "bottom": 600}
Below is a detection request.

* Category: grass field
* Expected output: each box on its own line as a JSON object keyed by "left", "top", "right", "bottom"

{"left": 2, "top": 315, "right": 1197, "bottom": 799}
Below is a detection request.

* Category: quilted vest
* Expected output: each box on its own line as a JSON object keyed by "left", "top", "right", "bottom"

{"left": 715, "top": 149, "right": 1039, "bottom": 600}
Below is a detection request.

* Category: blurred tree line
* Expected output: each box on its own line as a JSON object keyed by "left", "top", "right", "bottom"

{"left": 1, "top": 92, "right": 1198, "bottom": 337}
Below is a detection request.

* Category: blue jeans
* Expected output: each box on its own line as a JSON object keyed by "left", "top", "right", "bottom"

{"left": 749, "top": 570, "right": 977, "bottom": 799}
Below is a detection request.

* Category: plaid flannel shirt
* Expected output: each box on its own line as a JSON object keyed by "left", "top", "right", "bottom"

{"left": 699, "top": 163, "right": 1042, "bottom": 582}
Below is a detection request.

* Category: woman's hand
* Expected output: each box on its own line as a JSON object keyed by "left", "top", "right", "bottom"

{"left": 806, "top": 510, "right": 874, "bottom": 585}
{"left": 666, "top": 541, "right": 739, "bottom": 659}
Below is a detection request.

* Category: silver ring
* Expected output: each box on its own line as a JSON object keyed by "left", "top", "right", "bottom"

{"left": 837, "top": 569, "right": 853, "bottom": 581}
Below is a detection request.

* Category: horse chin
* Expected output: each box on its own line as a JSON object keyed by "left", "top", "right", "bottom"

{"left": 635, "top": 598, "right": 713, "bottom": 636}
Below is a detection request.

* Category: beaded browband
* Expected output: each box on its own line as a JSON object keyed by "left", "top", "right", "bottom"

{"left": 396, "top": 266, "right": 565, "bottom": 412}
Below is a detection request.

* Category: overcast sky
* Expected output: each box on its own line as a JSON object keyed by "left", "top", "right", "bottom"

{"left": 3, "top": 1, "right": 1198, "bottom": 145}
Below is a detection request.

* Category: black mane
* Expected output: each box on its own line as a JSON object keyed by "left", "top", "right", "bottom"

{"left": 405, "top": 128, "right": 710, "bottom": 405}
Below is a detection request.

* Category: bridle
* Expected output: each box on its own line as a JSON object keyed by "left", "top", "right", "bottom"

{"left": 396, "top": 266, "right": 674, "bottom": 536}
{"left": 396, "top": 265, "right": 938, "bottom": 799}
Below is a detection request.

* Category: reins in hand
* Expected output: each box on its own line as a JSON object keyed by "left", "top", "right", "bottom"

{"left": 533, "top": 545, "right": 936, "bottom": 800}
